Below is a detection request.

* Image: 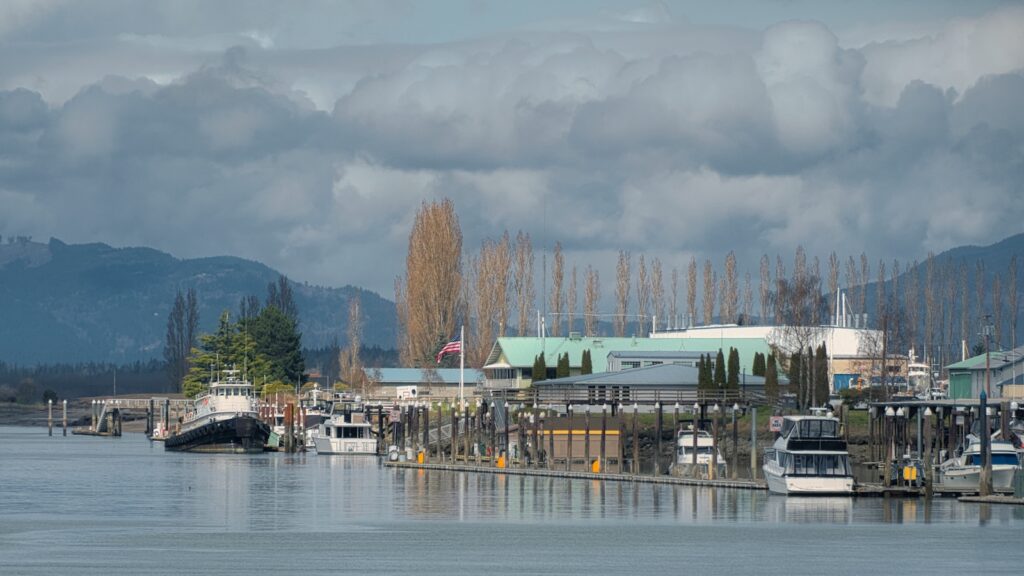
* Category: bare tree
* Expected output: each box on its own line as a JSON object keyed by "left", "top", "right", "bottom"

{"left": 993, "top": 273, "right": 1003, "bottom": 349}
{"left": 397, "top": 199, "right": 463, "bottom": 367}
{"left": 722, "top": 251, "right": 738, "bottom": 324}
{"left": 943, "top": 259, "right": 957, "bottom": 367}
{"left": 976, "top": 260, "right": 986, "bottom": 349}
{"left": 470, "top": 235, "right": 511, "bottom": 366}
{"left": 549, "top": 242, "right": 565, "bottom": 337}
{"left": 670, "top": 267, "right": 679, "bottom": 329}
{"left": 876, "top": 259, "right": 886, "bottom": 339}
{"left": 905, "top": 261, "right": 920, "bottom": 355}
{"left": 702, "top": 258, "right": 716, "bottom": 325}
{"left": 567, "top": 264, "right": 578, "bottom": 335}
{"left": 743, "top": 271, "right": 753, "bottom": 324}
{"left": 844, "top": 255, "right": 858, "bottom": 321}
{"left": 859, "top": 254, "right": 869, "bottom": 327}
{"left": 959, "top": 262, "right": 969, "bottom": 358}
{"left": 615, "top": 250, "right": 630, "bottom": 336}
{"left": 811, "top": 256, "right": 822, "bottom": 326}
{"left": 164, "top": 287, "right": 200, "bottom": 392}
{"left": 768, "top": 260, "right": 827, "bottom": 408}
{"left": 651, "top": 258, "right": 665, "bottom": 331}
{"left": 827, "top": 252, "right": 839, "bottom": 324}
{"left": 636, "top": 254, "right": 650, "bottom": 335}
{"left": 1010, "top": 255, "right": 1019, "bottom": 350}
{"left": 923, "top": 253, "right": 937, "bottom": 361}
{"left": 584, "top": 266, "right": 600, "bottom": 336}
{"left": 513, "top": 231, "right": 535, "bottom": 336}
{"left": 339, "top": 295, "right": 367, "bottom": 395}
{"left": 759, "top": 254, "right": 771, "bottom": 324}
{"left": 776, "top": 255, "right": 787, "bottom": 325}
{"left": 687, "top": 256, "right": 697, "bottom": 327}
{"left": 890, "top": 260, "right": 902, "bottom": 352}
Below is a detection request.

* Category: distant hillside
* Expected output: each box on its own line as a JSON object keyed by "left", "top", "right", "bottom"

{"left": 0, "top": 238, "right": 396, "bottom": 364}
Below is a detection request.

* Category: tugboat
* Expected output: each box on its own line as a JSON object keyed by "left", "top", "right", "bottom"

{"left": 164, "top": 369, "right": 270, "bottom": 454}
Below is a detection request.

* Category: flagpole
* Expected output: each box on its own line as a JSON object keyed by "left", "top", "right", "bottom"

{"left": 459, "top": 324, "right": 465, "bottom": 407}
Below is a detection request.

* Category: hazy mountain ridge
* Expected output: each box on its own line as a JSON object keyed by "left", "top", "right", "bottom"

{"left": 0, "top": 238, "right": 396, "bottom": 364}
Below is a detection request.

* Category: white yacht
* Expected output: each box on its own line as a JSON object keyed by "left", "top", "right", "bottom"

{"left": 936, "top": 435, "right": 1020, "bottom": 491}
{"left": 763, "top": 415, "right": 853, "bottom": 495}
{"left": 312, "top": 400, "right": 377, "bottom": 455}
{"left": 668, "top": 427, "right": 727, "bottom": 479}
{"left": 164, "top": 370, "right": 270, "bottom": 454}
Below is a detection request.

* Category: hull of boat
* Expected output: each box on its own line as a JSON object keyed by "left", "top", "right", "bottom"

{"left": 164, "top": 414, "right": 270, "bottom": 454}
{"left": 764, "top": 470, "right": 854, "bottom": 495}
{"left": 312, "top": 435, "right": 377, "bottom": 455}
{"left": 937, "top": 465, "right": 1018, "bottom": 491}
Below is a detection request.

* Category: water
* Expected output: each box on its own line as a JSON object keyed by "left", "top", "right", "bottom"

{"left": 1, "top": 426, "right": 1021, "bottom": 575}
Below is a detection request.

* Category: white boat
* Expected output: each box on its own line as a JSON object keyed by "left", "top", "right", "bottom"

{"left": 668, "top": 427, "right": 727, "bottom": 479}
{"left": 936, "top": 435, "right": 1020, "bottom": 491}
{"left": 763, "top": 415, "right": 853, "bottom": 495}
{"left": 164, "top": 369, "right": 270, "bottom": 454}
{"left": 313, "top": 400, "right": 377, "bottom": 455}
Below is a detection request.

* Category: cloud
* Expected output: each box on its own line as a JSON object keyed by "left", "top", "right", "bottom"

{"left": 0, "top": 3, "right": 1022, "bottom": 301}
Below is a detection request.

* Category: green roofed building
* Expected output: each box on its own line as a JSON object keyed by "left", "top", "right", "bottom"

{"left": 946, "top": 345, "right": 1024, "bottom": 400}
{"left": 482, "top": 334, "right": 770, "bottom": 390}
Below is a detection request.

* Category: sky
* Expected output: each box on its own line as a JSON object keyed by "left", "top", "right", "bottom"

{"left": 1, "top": 0, "right": 1023, "bottom": 302}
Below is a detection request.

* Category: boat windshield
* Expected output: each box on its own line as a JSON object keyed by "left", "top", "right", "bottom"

{"left": 967, "top": 454, "right": 1019, "bottom": 466}
{"left": 795, "top": 419, "right": 838, "bottom": 439}
{"left": 782, "top": 453, "right": 851, "bottom": 476}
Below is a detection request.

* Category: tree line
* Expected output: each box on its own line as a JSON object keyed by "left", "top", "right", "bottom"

{"left": 396, "top": 199, "right": 1021, "bottom": 377}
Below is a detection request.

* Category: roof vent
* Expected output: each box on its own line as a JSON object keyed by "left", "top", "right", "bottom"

{"left": 569, "top": 331, "right": 582, "bottom": 341}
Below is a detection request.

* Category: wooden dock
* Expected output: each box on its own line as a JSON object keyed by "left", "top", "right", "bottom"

{"left": 385, "top": 461, "right": 768, "bottom": 490}
{"left": 957, "top": 495, "right": 1024, "bottom": 506}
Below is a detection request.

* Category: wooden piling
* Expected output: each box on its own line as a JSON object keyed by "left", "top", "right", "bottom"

{"left": 566, "top": 404, "right": 573, "bottom": 472}
{"left": 599, "top": 405, "right": 607, "bottom": 474}
{"left": 979, "top": 392, "right": 992, "bottom": 497}
{"left": 48, "top": 399, "right": 53, "bottom": 436}
{"left": 490, "top": 403, "right": 497, "bottom": 468}
{"left": 62, "top": 399, "right": 68, "bottom": 437}
{"left": 731, "top": 406, "right": 738, "bottom": 480}
{"left": 653, "top": 402, "right": 662, "bottom": 477}
{"left": 631, "top": 404, "right": 639, "bottom": 475}
{"left": 451, "top": 404, "right": 459, "bottom": 462}
{"left": 710, "top": 406, "right": 718, "bottom": 481}
{"left": 750, "top": 406, "right": 757, "bottom": 480}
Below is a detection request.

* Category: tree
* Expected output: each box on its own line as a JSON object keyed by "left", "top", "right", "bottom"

{"left": 471, "top": 234, "right": 511, "bottom": 366}
{"left": 752, "top": 352, "right": 765, "bottom": 377}
{"left": 556, "top": 352, "right": 570, "bottom": 379}
{"left": 698, "top": 354, "right": 711, "bottom": 391}
{"left": 742, "top": 272, "right": 753, "bottom": 325}
{"left": 814, "top": 343, "right": 829, "bottom": 408}
{"left": 550, "top": 241, "right": 565, "bottom": 337}
{"left": 266, "top": 275, "right": 298, "bottom": 323}
{"left": 787, "top": 349, "right": 803, "bottom": 405}
{"left": 253, "top": 305, "right": 305, "bottom": 385}
{"left": 532, "top": 352, "right": 547, "bottom": 383}
{"left": 615, "top": 250, "right": 630, "bottom": 336}
{"left": 765, "top": 353, "right": 779, "bottom": 404}
{"left": 16, "top": 378, "right": 36, "bottom": 405}
{"left": 42, "top": 389, "right": 58, "bottom": 405}
{"left": 164, "top": 288, "right": 199, "bottom": 393}
{"left": 714, "top": 349, "right": 726, "bottom": 389}
{"left": 636, "top": 254, "right": 650, "bottom": 335}
{"left": 567, "top": 265, "right": 578, "bottom": 335}
{"left": 183, "top": 311, "right": 248, "bottom": 397}
{"left": 651, "top": 258, "right": 664, "bottom": 331}
{"left": 338, "top": 295, "right": 366, "bottom": 395}
{"left": 397, "top": 199, "right": 463, "bottom": 366}
{"left": 1010, "top": 255, "right": 1019, "bottom": 351}
{"left": 702, "top": 259, "right": 716, "bottom": 325}
{"left": 759, "top": 254, "right": 771, "bottom": 324}
{"left": 727, "top": 347, "right": 740, "bottom": 390}
{"left": 687, "top": 256, "right": 697, "bottom": 327}
{"left": 584, "top": 266, "right": 600, "bottom": 336}
{"left": 513, "top": 231, "right": 535, "bottom": 336}
{"left": 722, "top": 251, "right": 738, "bottom": 324}
{"left": 580, "top": 349, "right": 593, "bottom": 375}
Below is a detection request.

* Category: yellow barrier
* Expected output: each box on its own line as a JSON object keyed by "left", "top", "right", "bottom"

{"left": 591, "top": 459, "right": 600, "bottom": 473}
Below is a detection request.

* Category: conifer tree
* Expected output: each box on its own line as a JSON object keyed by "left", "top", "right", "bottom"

{"left": 714, "top": 349, "right": 726, "bottom": 389}
{"left": 580, "top": 349, "right": 593, "bottom": 375}
{"left": 788, "top": 350, "right": 802, "bottom": 404}
{"left": 556, "top": 352, "right": 570, "bottom": 378}
{"left": 765, "top": 353, "right": 779, "bottom": 404}
{"left": 532, "top": 352, "right": 547, "bottom": 383}
{"left": 727, "top": 347, "right": 740, "bottom": 390}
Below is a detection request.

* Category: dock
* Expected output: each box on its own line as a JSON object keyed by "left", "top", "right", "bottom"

{"left": 957, "top": 495, "right": 1024, "bottom": 506}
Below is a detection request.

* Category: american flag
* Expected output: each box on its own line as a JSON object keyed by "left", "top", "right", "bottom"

{"left": 435, "top": 335, "right": 462, "bottom": 363}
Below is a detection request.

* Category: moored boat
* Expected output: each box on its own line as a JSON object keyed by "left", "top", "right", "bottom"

{"left": 313, "top": 399, "right": 376, "bottom": 455}
{"left": 668, "top": 427, "right": 727, "bottom": 479}
{"left": 164, "top": 370, "right": 270, "bottom": 454}
{"left": 936, "top": 435, "right": 1020, "bottom": 492}
{"left": 763, "top": 415, "right": 853, "bottom": 495}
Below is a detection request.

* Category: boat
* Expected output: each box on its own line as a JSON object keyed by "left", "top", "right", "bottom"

{"left": 312, "top": 398, "right": 377, "bottom": 455}
{"left": 164, "top": 370, "right": 271, "bottom": 454}
{"left": 935, "top": 434, "right": 1021, "bottom": 492}
{"left": 763, "top": 415, "right": 854, "bottom": 495}
{"left": 668, "top": 427, "right": 727, "bottom": 479}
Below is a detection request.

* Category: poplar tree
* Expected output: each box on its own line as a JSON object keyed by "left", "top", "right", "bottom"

{"left": 765, "top": 353, "right": 779, "bottom": 404}
{"left": 580, "top": 349, "right": 593, "bottom": 375}
{"left": 556, "top": 352, "right": 570, "bottom": 379}
{"left": 532, "top": 352, "right": 547, "bottom": 383}
{"left": 727, "top": 347, "right": 740, "bottom": 390}
{"left": 714, "top": 349, "right": 726, "bottom": 389}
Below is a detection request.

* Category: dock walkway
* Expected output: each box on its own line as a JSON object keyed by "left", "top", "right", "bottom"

{"left": 384, "top": 461, "right": 768, "bottom": 490}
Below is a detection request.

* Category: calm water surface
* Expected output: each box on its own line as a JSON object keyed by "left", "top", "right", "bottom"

{"left": 1, "top": 426, "right": 1021, "bottom": 575}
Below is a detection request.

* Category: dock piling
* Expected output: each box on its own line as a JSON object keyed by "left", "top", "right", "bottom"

{"left": 48, "top": 399, "right": 53, "bottom": 436}
{"left": 750, "top": 406, "right": 757, "bottom": 480}
{"left": 62, "top": 399, "right": 67, "bottom": 437}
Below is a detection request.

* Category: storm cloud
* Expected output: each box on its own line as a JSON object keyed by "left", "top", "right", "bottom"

{"left": 1, "top": 1, "right": 1023, "bottom": 299}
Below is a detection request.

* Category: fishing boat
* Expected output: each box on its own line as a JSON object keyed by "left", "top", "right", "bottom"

{"left": 668, "top": 427, "right": 727, "bottom": 479}
{"left": 312, "top": 398, "right": 377, "bottom": 455}
{"left": 763, "top": 415, "right": 854, "bottom": 495}
{"left": 164, "top": 370, "right": 270, "bottom": 454}
{"left": 936, "top": 434, "right": 1020, "bottom": 492}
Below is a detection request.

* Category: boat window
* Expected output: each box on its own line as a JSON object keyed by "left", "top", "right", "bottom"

{"left": 342, "top": 427, "right": 361, "bottom": 439}
{"left": 970, "top": 454, "right": 1019, "bottom": 466}
{"left": 782, "top": 420, "right": 795, "bottom": 438}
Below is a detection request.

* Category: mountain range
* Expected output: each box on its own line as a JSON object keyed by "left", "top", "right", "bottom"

{"left": 0, "top": 238, "right": 396, "bottom": 364}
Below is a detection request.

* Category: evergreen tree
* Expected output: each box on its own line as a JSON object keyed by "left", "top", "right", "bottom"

{"left": 787, "top": 350, "right": 802, "bottom": 405}
{"left": 532, "top": 352, "right": 547, "bottom": 383}
{"left": 752, "top": 352, "right": 765, "bottom": 377}
{"left": 252, "top": 305, "right": 305, "bottom": 385}
{"left": 182, "top": 311, "right": 269, "bottom": 397}
{"left": 580, "top": 349, "right": 593, "bottom": 375}
{"left": 556, "top": 352, "right": 570, "bottom": 378}
{"left": 714, "top": 349, "right": 726, "bottom": 389}
{"left": 697, "top": 354, "right": 709, "bottom": 391}
{"left": 765, "top": 353, "right": 779, "bottom": 404}
{"left": 727, "top": 347, "right": 740, "bottom": 390}
{"left": 814, "top": 343, "right": 829, "bottom": 408}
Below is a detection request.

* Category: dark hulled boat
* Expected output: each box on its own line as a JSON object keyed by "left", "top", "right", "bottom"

{"left": 164, "top": 370, "right": 270, "bottom": 454}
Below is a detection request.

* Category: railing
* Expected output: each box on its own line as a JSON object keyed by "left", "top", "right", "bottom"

{"left": 491, "top": 388, "right": 765, "bottom": 406}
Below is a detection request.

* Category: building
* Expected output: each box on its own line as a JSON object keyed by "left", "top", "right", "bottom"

{"left": 530, "top": 362, "right": 767, "bottom": 404}
{"left": 482, "top": 334, "right": 771, "bottom": 390}
{"left": 533, "top": 414, "right": 624, "bottom": 473}
{"left": 946, "top": 346, "right": 1024, "bottom": 400}
{"left": 362, "top": 368, "right": 484, "bottom": 400}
